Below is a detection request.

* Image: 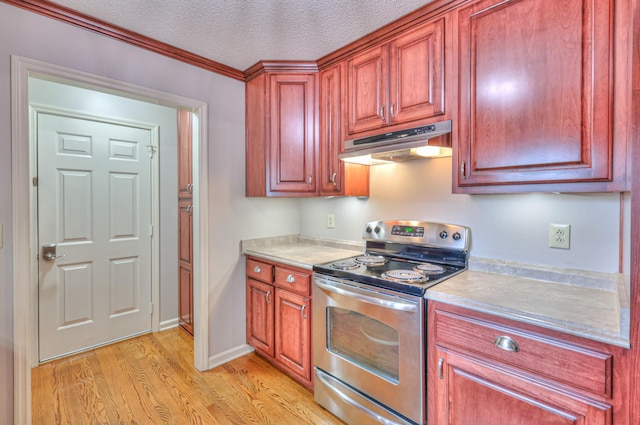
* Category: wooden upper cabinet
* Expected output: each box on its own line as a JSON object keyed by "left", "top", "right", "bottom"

{"left": 388, "top": 17, "right": 445, "bottom": 125}
{"left": 347, "top": 45, "right": 388, "bottom": 134}
{"left": 177, "top": 110, "right": 193, "bottom": 199}
{"left": 245, "top": 62, "right": 319, "bottom": 197}
{"left": 347, "top": 18, "right": 445, "bottom": 136}
{"left": 319, "top": 63, "right": 369, "bottom": 197}
{"left": 269, "top": 73, "right": 318, "bottom": 194}
{"left": 455, "top": 0, "right": 620, "bottom": 192}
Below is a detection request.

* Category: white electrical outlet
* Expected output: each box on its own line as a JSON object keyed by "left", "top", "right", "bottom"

{"left": 549, "top": 224, "right": 570, "bottom": 249}
{"left": 327, "top": 214, "right": 335, "bottom": 228}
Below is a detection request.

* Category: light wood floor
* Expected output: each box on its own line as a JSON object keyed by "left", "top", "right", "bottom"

{"left": 32, "top": 328, "right": 345, "bottom": 425}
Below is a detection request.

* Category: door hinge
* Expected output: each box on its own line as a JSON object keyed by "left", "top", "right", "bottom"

{"left": 149, "top": 301, "right": 154, "bottom": 315}
{"left": 150, "top": 224, "right": 154, "bottom": 237}
{"left": 32, "top": 177, "right": 38, "bottom": 187}
{"left": 146, "top": 145, "right": 158, "bottom": 159}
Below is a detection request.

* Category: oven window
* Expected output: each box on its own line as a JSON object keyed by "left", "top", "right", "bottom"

{"left": 327, "top": 307, "right": 399, "bottom": 383}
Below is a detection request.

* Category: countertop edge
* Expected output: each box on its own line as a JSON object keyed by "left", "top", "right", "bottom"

{"left": 427, "top": 291, "right": 630, "bottom": 348}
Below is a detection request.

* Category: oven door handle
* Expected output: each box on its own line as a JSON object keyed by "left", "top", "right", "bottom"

{"left": 315, "top": 370, "right": 408, "bottom": 425}
{"left": 314, "top": 279, "right": 417, "bottom": 312}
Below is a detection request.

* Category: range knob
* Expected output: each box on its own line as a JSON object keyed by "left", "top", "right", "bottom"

{"left": 452, "top": 232, "right": 462, "bottom": 241}
{"left": 439, "top": 230, "right": 448, "bottom": 239}
{"left": 365, "top": 226, "right": 372, "bottom": 233}
{"left": 374, "top": 226, "right": 381, "bottom": 234}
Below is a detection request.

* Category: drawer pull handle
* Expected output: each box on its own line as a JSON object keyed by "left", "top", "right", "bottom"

{"left": 286, "top": 274, "right": 296, "bottom": 283}
{"left": 265, "top": 290, "right": 271, "bottom": 304}
{"left": 253, "top": 265, "right": 261, "bottom": 273}
{"left": 438, "top": 358, "right": 444, "bottom": 380}
{"left": 494, "top": 335, "right": 520, "bottom": 352}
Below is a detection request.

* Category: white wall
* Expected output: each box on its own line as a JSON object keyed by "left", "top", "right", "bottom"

{"left": 300, "top": 157, "right": 624, "bottom": 274}
{"left": 28, "top": 77, "right": 180, "bottom": 323}
{"left": 0, "top": 3, "right": 300, "bottom": 422}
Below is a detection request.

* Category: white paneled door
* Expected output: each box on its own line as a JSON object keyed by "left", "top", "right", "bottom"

{"left": 37, "top": 112, "right": 153, "bottom": 361}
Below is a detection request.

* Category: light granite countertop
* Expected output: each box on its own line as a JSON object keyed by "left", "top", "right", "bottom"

{"left": 427, "top": 257, "right": 630, "bottom": 348}
{"left": 241, "top": 236, "right": 630, "bottom": 348}
{"left": 241, "top": 235, "right": 363, "bottom": 270}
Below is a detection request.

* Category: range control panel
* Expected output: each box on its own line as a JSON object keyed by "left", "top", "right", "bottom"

{"left": 363, "top": 220, "right": 470, "bottom": 251}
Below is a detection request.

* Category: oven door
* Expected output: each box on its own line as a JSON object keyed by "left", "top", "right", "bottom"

{"left": 313, "top": 274, "right": 424, "bottom": 425}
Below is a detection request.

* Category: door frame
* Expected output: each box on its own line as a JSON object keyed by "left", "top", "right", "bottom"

{"left": 11, "top": 55, "right": 211, "bottom": 424}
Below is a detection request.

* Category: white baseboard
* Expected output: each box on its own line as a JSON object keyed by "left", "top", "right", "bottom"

{"left": 159, "top": 318, "right": 179, "bottom": 331}
{"left": 208, "top": 344, "right": 255, "bottom": 369}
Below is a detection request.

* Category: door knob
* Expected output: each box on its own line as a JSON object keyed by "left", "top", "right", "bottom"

{"left": 42, "top": 244, "right": 65, "bottom": 261}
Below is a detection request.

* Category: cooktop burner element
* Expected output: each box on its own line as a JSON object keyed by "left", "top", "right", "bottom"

{"left": 414, "top": 263, "right": 446, "bottom": 275}
{"left": 381, "top": 269, "right": 426, "bottom": 283}
{"left": 313, "top": 220, "right": 471, "bottom": 296}
{"left": 330, "top": 260, "right": 360, "bottom": 270}
{"left": 354, "top": 255, "right": 387, "bottom": 267}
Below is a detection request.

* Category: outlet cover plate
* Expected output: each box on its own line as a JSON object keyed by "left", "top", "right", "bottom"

{"left": 327, "top": 214, "right": 335, "bottom": 228}
{"left": 549, "top": 223, "right": 570, "bottom": 249}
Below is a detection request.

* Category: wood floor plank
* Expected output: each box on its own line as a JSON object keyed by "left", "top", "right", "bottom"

{"left": 32, "top": 328, "right": 345, "bottom": 425}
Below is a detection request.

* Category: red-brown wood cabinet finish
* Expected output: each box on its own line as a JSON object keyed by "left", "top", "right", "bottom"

{"left": 177, "top": 110, "right": 193, "bottom": 198}
{"left": 177, "top": 110, "right": 194, "bottom": 336}
{"left": 275, "top": 288, "right": 311, "bottom": 381}
{"left": 428, "top": 302, "right": 629, "bottom": 425}
{"left": 246, "top": 277, "right": 275, "bottom": 356}
{"left": 455, "top": 0, "right": 624, "bottom": 192}
{"left": 245, "top": 256, "right": 313, "bottom": 389}
{"left": 178, "top": 198, "right": 193, "bottom": 335}
{"left": 346, "top": 18, "right": 445, "bottom": 135}
{"left": 245, "top": 62, "right": 319, "bottom": 197}
{"left": 319, "top": 63, "right": 369, "bottom": 196}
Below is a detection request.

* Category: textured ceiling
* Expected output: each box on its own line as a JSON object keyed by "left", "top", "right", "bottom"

{"left": 48, "top": 0, "right": 434, "bottom": 71}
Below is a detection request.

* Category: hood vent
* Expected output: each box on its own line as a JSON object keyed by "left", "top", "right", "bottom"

{"left": 339, "top": 120, "right": 452, "bottom": 165}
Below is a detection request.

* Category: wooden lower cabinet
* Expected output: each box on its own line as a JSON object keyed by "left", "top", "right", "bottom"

{"left": 428, "top": 302, "right": 624, "bottom": 425}
{"left": 246, "top": 257, "right": 313, "bottom": 390}
{"left": 433, "top": 347, "right": 611, "bottom": 425}
{"left": 178, "top": 198, "right": 193, "bottom": 335}
{"left": 246, "top": 278, "right": 275, "bottom": 356}
{"left": 275, "top": 289, "right": 311, "bottom": 381}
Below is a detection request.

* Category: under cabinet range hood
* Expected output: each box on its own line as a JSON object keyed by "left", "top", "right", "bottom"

{"left": 339, "top": 120, "right": 452, "bottom": 165}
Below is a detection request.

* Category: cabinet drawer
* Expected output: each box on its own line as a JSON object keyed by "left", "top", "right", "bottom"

{"left": 434, "top": 309, "right": 612, "bottom": 398}
{"left": 275, "top": 267, "right": 311, "bottom": 296}
{"left": 247, "top": 259, "right": 273, "bottom": 283}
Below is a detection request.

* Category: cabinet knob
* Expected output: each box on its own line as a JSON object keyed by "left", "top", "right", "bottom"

{"left": 494, "top": 335, "right": 520, "bottom": 352}
{"left": 254, "top": 265, "right": 261, "bottom": 273}
{"left": 286, "top": 274, "right": 296, "bottom": 284}
{"left": 307, "top": 175, "right": 313, "bottom": 186}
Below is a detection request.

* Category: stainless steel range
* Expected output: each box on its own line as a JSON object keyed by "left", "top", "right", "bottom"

{"left": 312, "top": 220, "right": 470, "bottom": 425}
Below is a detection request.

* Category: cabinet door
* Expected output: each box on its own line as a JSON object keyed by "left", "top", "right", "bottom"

{"left": 177, "top": 109, "right": 193, "bottom": 199}
{"left": 456, "top": 0, "right": 614, "bottom": 189}
{"left": 319, "top": 64, "right": 344, "bottom": 196}
{"left": 319, "top": 64, "right": 370, "bottom": 197}
{"left": 178, "top": 198, "right": 193, "bottom": 335}
{"left": 347, "top": 45, "right": 388, "bottom": 134}
{"left": 432, "top": 347, "right": 612, "bottom": 425}
{"left": 275, "top": 289, "right": 311, "bottom": 381}
{"left": 246, "top": 279, "right": 275, "bottom": 356}
{"left": 268, "top": 73, "right": 318, "bottom": 195}
{"left": 388, "top": 18, "right": 445, "bottom": 125}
